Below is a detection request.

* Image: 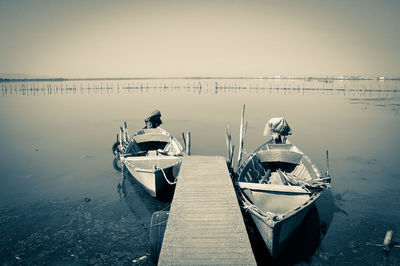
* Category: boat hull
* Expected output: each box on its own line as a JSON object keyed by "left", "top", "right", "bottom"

{"left": 124, "top": 157, "right": 180, "bottom": 200}
{"left": 250, "top": 203, "right": 312, "bottom": 258}
{"left": 237, "top": 139, "right": 327, "bottom": 259}
{"left": 120, "top": 127, "right": 184, "bottom": 200}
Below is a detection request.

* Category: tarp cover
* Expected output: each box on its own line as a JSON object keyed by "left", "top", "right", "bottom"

{"left": 263, "top": 117, "right": 292, "bottom": 136}
{"left": 145, "top": 110, "right": 161, "bottom": 122}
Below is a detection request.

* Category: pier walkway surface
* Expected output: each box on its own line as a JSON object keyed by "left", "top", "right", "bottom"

{"left": 158, "top": 155, "right": 256, "bottom": 265}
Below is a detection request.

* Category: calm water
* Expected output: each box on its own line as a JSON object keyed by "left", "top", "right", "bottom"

{"left": 0, "top": 79, "right": 399, "bottom": 265}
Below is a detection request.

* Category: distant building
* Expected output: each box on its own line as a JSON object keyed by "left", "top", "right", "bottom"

{"left": 336, "top": 76, "right": 361, "bottom": 80}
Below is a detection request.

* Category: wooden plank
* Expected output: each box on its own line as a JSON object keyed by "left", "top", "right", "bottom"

{"left": 133, "top": 133, "right": 170, "bottom": 143}
{"left": 267, "top": 143, "right": 293, "bottom": 150}
{"left": 257, "top": 150, "right": 303, "bottom": 164}
{"left": 158, "top": 156, "right": 256, "bottom": 265}
{"left": 237, "top": 181, "right": 311, "bottom": 194}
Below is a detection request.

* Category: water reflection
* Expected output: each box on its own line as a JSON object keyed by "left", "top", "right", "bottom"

{"left": 118, "top": 168, "right": 170, "bottom": 227}
{"left": 113, "top": 157, "right": 122, "bottom": 173}
{"left": 1, "top": 78, "right": 399, "bottom": 265}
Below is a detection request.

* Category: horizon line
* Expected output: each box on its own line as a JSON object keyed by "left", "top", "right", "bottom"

{"left": 1, "top": 76, "right": 399, "bottom": 82}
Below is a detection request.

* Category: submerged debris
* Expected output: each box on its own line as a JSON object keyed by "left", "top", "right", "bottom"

{"left": 132, "top": 254, "right": 149, "bottom": 263}
{"left": 366, "top": 230, "right": 400, "bottom": 252}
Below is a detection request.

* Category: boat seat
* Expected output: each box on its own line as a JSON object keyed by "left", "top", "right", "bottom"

{"left": 142, "top": 128, "right": 162, "bottom": 134}
{"left": 124, "top": 156, "right": 181, "bottom": 169}
{"left": 267, "top": 144, "right": 293, "bottom": 150}
{"left": 237, "top": 182, "right": 311, "bottom": 194}
{"left": 133, "top": 133, "right": 171, "bottom": 144}
{"left": 147, "top": 150, "right": 157, "bottom": 156}
{"left": 256, "top": 150, "right": 303, "bottom": 165}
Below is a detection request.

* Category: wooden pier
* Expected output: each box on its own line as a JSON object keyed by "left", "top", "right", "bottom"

{"left": 158, "top": 156, "right": 256, "bottom": 265}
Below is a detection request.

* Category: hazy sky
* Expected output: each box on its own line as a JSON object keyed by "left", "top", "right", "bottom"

{"left": 0, "top": 0, "right": 399, "bottom": 78}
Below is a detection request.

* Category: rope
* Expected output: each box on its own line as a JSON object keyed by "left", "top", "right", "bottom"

{"left": 157, "top": 166, "right": 177, "bottom": 185}
{"left": 120, "top": 139, "right": 131, "bottom": 154}
{"left": 240, "top": 194, "right": 276, "bottom": 220}
{"left": 149, "top": 220, "right": 168, "bottom": 228}
{"left": 160, "top": 204, "right": 171, "bottom": 212}
{"left": 123, "top": 159, "right": 135, "bottom": 169}
{"left": 122, "top": 155, "right": 179, "bottom": 186}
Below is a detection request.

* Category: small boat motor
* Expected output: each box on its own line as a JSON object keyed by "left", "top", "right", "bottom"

{"left": 145, "top": 110, "right": 163, "bottom": 128}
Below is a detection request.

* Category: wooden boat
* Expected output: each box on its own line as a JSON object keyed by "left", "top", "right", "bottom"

{"left": 120, "top": 127, "right": 184, "bottom": 200}
{"left": 236, "top": 139, "right": 330, "bottom": 258}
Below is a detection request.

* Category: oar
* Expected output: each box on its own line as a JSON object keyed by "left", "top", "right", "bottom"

{"left": 259, "top": 169, "right": 271, "bottom": 184}
{"left": 277, "top": 169, "right": 288, "bottom": 185}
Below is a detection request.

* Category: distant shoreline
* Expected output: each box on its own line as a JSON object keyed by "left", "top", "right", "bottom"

{"left": 1, "top": 77, "right": 399, "bottom": 82}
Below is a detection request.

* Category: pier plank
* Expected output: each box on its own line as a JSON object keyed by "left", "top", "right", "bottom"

{"left": 158, "top": 156, "right": 256, "bottom": 265}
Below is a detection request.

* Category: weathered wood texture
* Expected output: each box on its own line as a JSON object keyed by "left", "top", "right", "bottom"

{"left": 158, "top": 156, "right": 256, "bottom": 265}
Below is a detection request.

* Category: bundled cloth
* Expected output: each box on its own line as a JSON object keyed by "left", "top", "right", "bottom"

{"left": 263, "top": 117, "right": 292, "bottom": 137}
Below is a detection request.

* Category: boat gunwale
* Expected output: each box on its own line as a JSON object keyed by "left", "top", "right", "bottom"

{"left": 236, "top": 181, "right": 312, "bottom": 194}
{"left": 122, "top": 156, "right": 182, "bottom": 173}
{"left": 123, "top": 155, "right": 182, "bottom": 161}
{"left": 123, "top": 126, "right": 184, "bottom": 157}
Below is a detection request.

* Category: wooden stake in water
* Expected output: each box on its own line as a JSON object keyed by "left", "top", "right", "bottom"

{"left": 181, "top": 132, "right": 186, "bottom": 150}
{"left": 124, "top": 121, "right": 129, "bottom": 141}
{"left": 118, "top": 128, "right": 123, "bottom": 151}
{"left": 120, "top": 127, "right": 126, "bottom": 144}
{"left": 185, "top": 132, "right": 191, "bottom": 155}
{"left": 237, "top": 104, "right": 246, "bottom": 168}
{"left": 383, "top": 230, "right": 393, "bottom": 251}
{"left": 225, "top": 125, "right": 233, "bottom": 166}
{"left": 198, "top": 81, "right": 202, "bottom": 94}
{"left": 325, "top": 150, "right": 330, "bottom": 177}
{"left": 365, "top": 230, "right": 400, "bottom": 252}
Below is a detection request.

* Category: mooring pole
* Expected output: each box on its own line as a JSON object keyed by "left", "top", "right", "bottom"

{"left": 325, "top": 150, "right": 330, "bottom": 177}
{"left": 185, "top": 132, "right": 191, "bottom": 155}
{"left": 237, "top": 104, "right": 246, "bottom": 168}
